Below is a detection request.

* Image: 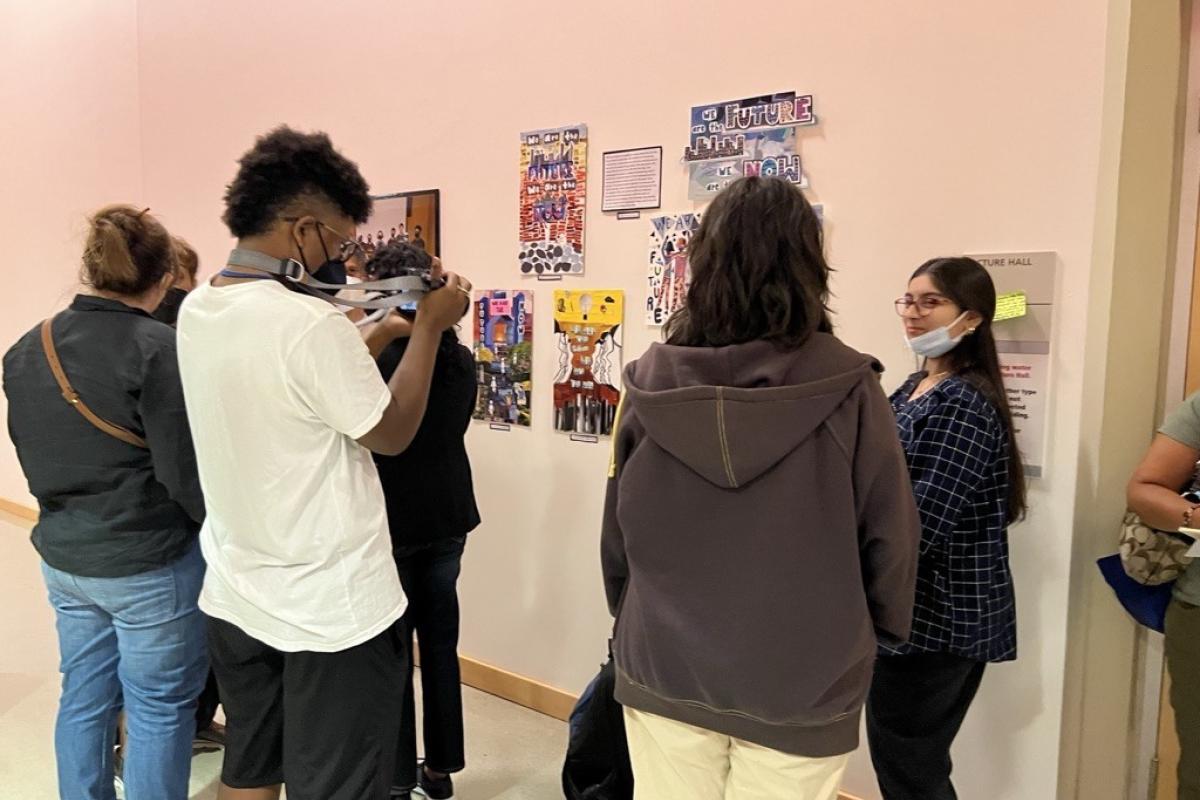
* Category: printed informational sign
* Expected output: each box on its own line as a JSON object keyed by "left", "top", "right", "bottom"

{"left": 602, "top": 147, "right": 663, "bottom": 212}
{"left": 997, "top": 353, "right": 1049, "bottom": 477}
{"left": 970, "top": 251, "right": 1057, "bottom": 477}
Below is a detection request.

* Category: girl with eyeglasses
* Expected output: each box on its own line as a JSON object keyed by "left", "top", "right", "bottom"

{"left": 867, "top": 257, "right": 1026, "bottom": 800}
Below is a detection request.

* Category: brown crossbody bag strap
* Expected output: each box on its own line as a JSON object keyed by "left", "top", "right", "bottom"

{"left": 40, "top": 318, "right": 148, "bottom": 450}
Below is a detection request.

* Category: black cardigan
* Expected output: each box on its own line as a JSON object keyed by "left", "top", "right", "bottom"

{"left": 374, "top": 329, "right": 481, "bottom": 548}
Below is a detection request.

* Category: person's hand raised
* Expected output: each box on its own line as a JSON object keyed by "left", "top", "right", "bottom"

{"left": 416, "top": 271, "right": 472, "bottom": 332}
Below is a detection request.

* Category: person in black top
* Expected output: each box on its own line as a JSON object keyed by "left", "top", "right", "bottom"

{"left": 152, "top": 235, "right": 199, "bottom": 326}
{"left": 367, "top": 242, "right": 479, "bottom": 800}
{"left": 3, "top": 205, "right": 208, "bottom": 800}
{"left": 146, "top": 235, "right": 227, "bottom": 750}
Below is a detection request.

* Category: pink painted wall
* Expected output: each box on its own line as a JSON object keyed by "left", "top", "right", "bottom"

{"left": 0, "top": 0, "right": 144, "bottom": 503}
{"left": 2, "top": 2, "right": 1128, "bottom": 797}
{"left": 133, "top": 7, "right": 1110, "bottom": 797}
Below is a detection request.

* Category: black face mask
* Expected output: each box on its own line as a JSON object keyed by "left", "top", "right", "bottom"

{"left": 299, "top": 224, "right": 349, "bottom": 296}
{"left": 152, "top": 287, "right": 189, "bottom": 326}
{"left": 312, "top": 258, "right": 348, "bottom": 290}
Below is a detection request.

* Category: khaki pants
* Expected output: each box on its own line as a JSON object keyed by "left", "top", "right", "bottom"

{"left": 623, "top": 708, "right": 849, "bottom": 800}
{"left": 1166, "top": 599, "right": 1200, "bottom": 800}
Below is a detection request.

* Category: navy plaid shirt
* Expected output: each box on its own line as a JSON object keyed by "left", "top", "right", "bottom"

{"left": 883, "top": 374, "right": 1017, "bottom": 662}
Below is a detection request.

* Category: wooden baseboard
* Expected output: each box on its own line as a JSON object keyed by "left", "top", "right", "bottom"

{"left": 0, "top": 496, "right": 579, "bottom": 721}
{"left": 458, "top": 653, "right": 578, "bottom": 722}
{"left": 0, "top": 497, "right": 37, "bottom": 524}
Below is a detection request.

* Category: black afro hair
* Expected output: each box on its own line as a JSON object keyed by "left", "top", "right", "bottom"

{"left": 222, "top": 126, "right": 373, "bottom": 238}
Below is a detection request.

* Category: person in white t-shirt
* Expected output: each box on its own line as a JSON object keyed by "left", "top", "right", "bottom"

{"left": 176, "top": 126, "right": 471, "bottom": 800}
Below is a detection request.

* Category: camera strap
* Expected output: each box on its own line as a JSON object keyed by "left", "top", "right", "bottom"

{"left": 225, "top": 248, "right": 434, "bottom": 310}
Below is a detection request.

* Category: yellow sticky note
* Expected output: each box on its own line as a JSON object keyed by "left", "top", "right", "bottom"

{"left": 994, "top": 291, "right": 1027, "bottom": 323}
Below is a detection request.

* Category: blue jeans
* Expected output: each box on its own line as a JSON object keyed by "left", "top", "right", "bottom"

{"left": 41, "top": 540, "right": 208, "bottom": 800}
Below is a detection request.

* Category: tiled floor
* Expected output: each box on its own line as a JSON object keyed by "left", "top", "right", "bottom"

{"left": 0, "top": 511, "right": 567, "bottom": 799}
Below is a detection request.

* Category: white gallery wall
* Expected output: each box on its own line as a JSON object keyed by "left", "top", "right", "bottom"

{"left": 0, "top": 2, "right": 1144, "bottom": 798}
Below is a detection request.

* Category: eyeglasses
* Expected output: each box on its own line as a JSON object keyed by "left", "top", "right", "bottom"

{"left": 284, "top": 217, "right": 366, "bottom": 263}
{"left": 317, "top": 221, "right": 366, "bottom": 263}
{"left": 894, "top": 295, "right": 955, "bottom": 316}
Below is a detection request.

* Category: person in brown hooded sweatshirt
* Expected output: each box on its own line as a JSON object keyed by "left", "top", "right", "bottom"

{"left": 601, "top": 176, "right": 922, "bottom": 799}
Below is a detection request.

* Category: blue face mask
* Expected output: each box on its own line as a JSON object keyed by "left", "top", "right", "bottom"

{"left": 906, "top": 312, "right": 969, "bottom": 358}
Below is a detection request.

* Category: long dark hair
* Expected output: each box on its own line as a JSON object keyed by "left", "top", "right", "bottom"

{"left": 664, "top": 177, "right": 833, "bottom": 348}
{"left": 914, "top": 257, "right": 1027, "bottom": 522}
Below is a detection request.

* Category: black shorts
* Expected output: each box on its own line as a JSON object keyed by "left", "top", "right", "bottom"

{"left": 206, "top": 615, "right": 407, "bottom": 800}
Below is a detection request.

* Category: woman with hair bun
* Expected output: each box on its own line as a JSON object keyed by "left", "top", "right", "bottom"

{"left": 3, "top": 204, "right": 208, "bottom": 800}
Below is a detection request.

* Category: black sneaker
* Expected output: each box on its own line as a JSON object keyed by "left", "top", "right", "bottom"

{"left": 416, "top": 768, "right": 454, "bottom": 800}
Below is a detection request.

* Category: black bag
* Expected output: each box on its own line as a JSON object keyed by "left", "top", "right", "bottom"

{"left": 561, "top": 657, "right": 633, "bottom": 800}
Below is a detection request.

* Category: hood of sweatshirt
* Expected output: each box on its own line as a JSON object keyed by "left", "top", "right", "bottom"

{"left": 623, "top": 334, "right": 882, "bottom": 489}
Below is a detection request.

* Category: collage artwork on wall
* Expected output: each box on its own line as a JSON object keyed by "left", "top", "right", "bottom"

{"left": 473, "top": 290, "right": 534, "bottom": 428}
{"left": 683, "top": 91, "right": 816, "bottom": 200}
{"left": 471, "top": 92, "right": 819, "bottom": 438}
{"left": 646, "top": 212, "right": 702, "bottom": 327}
{"left": 518, "top": 125, "right": 588, "bottom": 278}
{"left": 552, "top": 290, "right": 624, "bottom": 438}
